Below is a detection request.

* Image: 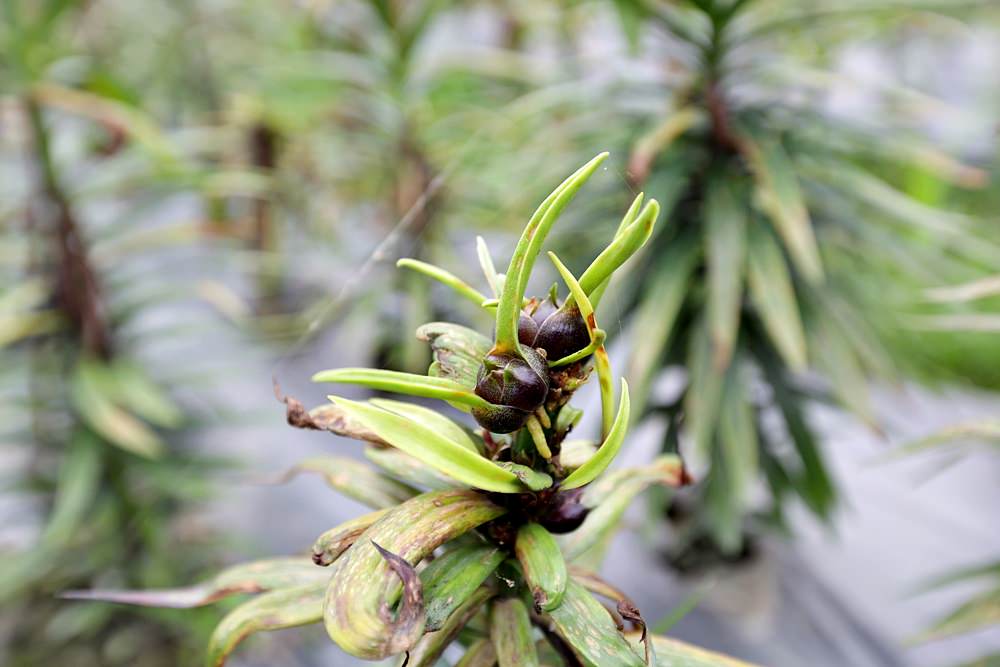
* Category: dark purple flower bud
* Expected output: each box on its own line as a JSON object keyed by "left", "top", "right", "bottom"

{"left": 539, "top": 488, "right": 589, "bottom": 533}
{"left": 473, "top": 347, "right": 549, "bottom": 433}
{"left": 532, "top": 307, "right": 590, "bottom": 362}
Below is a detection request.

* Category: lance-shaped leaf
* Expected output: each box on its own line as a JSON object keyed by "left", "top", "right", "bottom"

{"left": 330, "top": 397, "right": 522, "bottom": 492}
{"left": 324, "top": 490, "right": 505, "bottom": 659}
{"left": 420, "top": 544, "right": 505, "bottom": 632}
{"left": 405, "top": 586, "right": 494, "bottom": 667}
{"left": 494, "top": 152, "right": 609, "bottom": 352}
{"left": 577, "top": 198, "right": 660, "bottom": 298}
{"left": 63, "top": 558, "right": 327, "bottom": 608}
{"left": 312, "top": 510, "right": 389, "bottom": 566}
{"left": 704, "top": 173, "right": 747, "bottom": 370}
{"left": 397, "top": 258, "right": 490, "bottom": 307}
{"left": 364, "top": 446, "right": 464, "bottom": 490}
{"left": 886, "top": 420, "right": 1000, "bottom": 459}
{"left": 491, "top": 597, "right": 540, "bottom": 667}
{"left": 313, "top": 369, "right": 491, "bottom": 412}
{"left": 371, "top": 398, "right": 480, "bottom": 453}
{"left": 456, "top": 638, "right": 498, "bottom": 667}
{"left": 206, "top": 583, "right": 325, "bottom": 667}
{"left": 515, "top": 523, "right": 567, "bottom": 612}
{"left": 477, "top": 236, "right": 503, "bottom": 297}
{"left": 417, "top": 321, "right": 492, "bottom": 389}
{"left": 746, "top": 223, "right": 808, "bottom": 372}
{"left": 71, "top": 359, "right": 163, "bottom": 459}
{"left": 916, "top": 587, "right": 1000, "bottom": 642}
{"left": 685, "top": 316, "right": 726, "bottom": 460}
{"left": 628, "top": 633, "right": 760, "bottom": 667}
{"left": 580, "top": 455, "right": 689, "bottom": 509}
{"left": 743, "top": 136, "right": 823, "bottom": 283}
{"left": 561, "top": 380, "right": 630, "bottom": 491}
{"left": 716, "top": 368, "right": 758, "bottom": 508}
{"left": 545, "top": 580, "right": 645, "bottom": 667}
{"left": 270, "top": 457, "right": 417, "bottom": 509}
{"left": 589, "top": 193, "right": 645, "bottom": 308}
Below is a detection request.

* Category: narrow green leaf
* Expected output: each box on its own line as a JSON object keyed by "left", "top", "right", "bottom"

{"left": 889, "top": 420, "right": 1000, "bottom": 459}
{"left": 746, "top": 223, "right": 808, "bottom": 372}
{"left": 546, "top": 580, "right": 645, "bottom": 667}
{"left": 498, "top": 462, "right": 553, "bottom": 490}
{"left": 313, "top": 368, "right": 491, "bottom": 412}
{"left": 562, "top": 380, "right": 631, "bottom": 490}
{"left": 577, "top": 198, "right": 660, "bottom": 298}
{"left": 637, "top": 633, "right": 760, "bottom": 666}
{"left": 330, "top": 397, "right": 522, "bottom": 492}
{"left": 206, "top": 584, "right": 324, "bottom": 667}
{"left": 272, "top": 457, "right": 417, "bottom": 509}
{"left": 456, "top": 638, "right": 498, "bottom": 667}
{"left": 704, "top": 174, "right": 747, "bottom": 369}
{"left": 516, "top": 523, "right": 568, "bottom": 612}
{"left": 744, "top": 137, "right": 823, "bottom": 283}
{"left": 476, "top": 235, "right": 502, "bottom": 297}
{"left": 371, "top": 398, "right": 480, "bottom": 453}
{"left": 71, "top": 359, "right": 163, "bottom": 458}
{"left": 324, "top": 490, "right": 504, "bottom": 659}
{"left": 63, "top": 558, "right": 327, "bottom": 608}
{"left": 716, "top": 366, "right": 758, "bottom": 507}
{"left": 405, "top": 587, "right": 494, "bottom": 667}
{"left": 397, "top": 258, "right": 490, "bottom": 307}
{"left": 811, "top": 319, "right": 874, "bottom": 425}
{"left": 491, "top": 597, "right": 540, "bottom": 667}
{"left": 421, "top": 545, "right": 504, "bottom": 631}
{"left": 416, "top": 321, "right": 492, "bottom": 389}
{"left": 916, "top": 587, "right": 1000, "bottom": 641}
{"left": 495, "top": 152, "right": 608, "bottom": 352}
{"left": 684, "top": 318, "right": 725, "bottom": 458}
{"left": 107, "top": 360, "right": 184, "bottom": 428}
{"left": 312, "top": 510, "right": 389, "bottom": 566}
{"left": 40, "top": 431, "right": 100, "bottom": 548}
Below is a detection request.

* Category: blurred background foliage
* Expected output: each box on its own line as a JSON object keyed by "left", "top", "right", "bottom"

{"left": 1, "top": 0, "right": 998, "bottom": 665}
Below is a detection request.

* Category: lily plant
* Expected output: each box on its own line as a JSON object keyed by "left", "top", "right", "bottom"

{"left": 66, "top": 155, "right": 754, "bottom": 667}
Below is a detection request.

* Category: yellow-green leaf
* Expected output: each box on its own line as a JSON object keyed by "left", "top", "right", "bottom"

{"left": 561, "top": 380, "right": 631, "bottom": 490}
{"left": 515, "top": 523, "right": 567, "bottom": 612}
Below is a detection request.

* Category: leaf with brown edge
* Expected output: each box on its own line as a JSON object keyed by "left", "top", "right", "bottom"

{"left": 491, "top": 597, "right": 540, "bottom": 667}
{"left": 324, "top": 489, "right": 505, "bottom": 659}
{"left": 206, "top": 583, "right": 324, "bottom": 667}
{"left": 312, "top": 510, "right": 389, "bottom": 566}
{"left": 268, "top": 456, "right": 417, "bottom": 509}
{"left": 545, "top": 579, "right": 645, "bottom": 667}
{"left": 617, "top": 599, "right": 653, "bottom": 666}
{"left": 416, "top": 321, "right": 492, "bottom": 390}
{"left": 420, "top": 544, "right": 504, "bottom": 631}
{"left": 62, "top": 557, "right": 327, "bottom": 608}
{"left": 515, "top": 523, "right": 567, "bottom": 612}
{"left": 277, "top": 384, "right": 385, "bottom": 445}
{"left": 371, "top": 541, "right": 424, "bottom": 651}
{"left": 404, "top": 586, "right": 494, "bottom": 667}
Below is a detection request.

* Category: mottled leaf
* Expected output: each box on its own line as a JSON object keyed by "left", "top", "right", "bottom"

{"left": 498, "top": 462, "right": 553, "bottom": 491}
{"left": 324, "top": 490, "right": 504, "bottom": 659}
{"left": 406, "top": 587, "right": 494, "bottom": 667}
{"left": 630, "top": 633, "right": 760, "bottom": 667}
{"left": 417, "top": 321, "right": 492, "bottom": 389}
{"left": 546, "top": 580, "right": 645, "bottom": 667}
{"left": 516, "top": 523, "right": 568, "bottom": 612}
{"left": 492, "top": 597, "right": 540, "bottom": 667}
{"left": 421, "top": 544, "right": 504, "bottom": 631}
{"left": 312, "top": 510, "right": 389, "bottom": 566}
{"left": 270, "top": 456, "right": 417, "bottom": 509}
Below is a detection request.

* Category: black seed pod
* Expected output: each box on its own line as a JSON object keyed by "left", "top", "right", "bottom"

{"left": 539, "top": 488, "right": 589, "bottom": 533}
{"left": 472, "top": 347, "right": 550, "bottom": 433}
{"left": 531, "top": 307, "right": 589, "bottom": 362}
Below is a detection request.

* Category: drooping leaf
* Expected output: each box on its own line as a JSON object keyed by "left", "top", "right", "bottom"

{"left": 271, "top": 456, "right": 417, "bottom": 509}
{"left": 704, "top": 173, "right": 747, "bottom": 369}
{"left": 492, "top": 596, "right": 540, "bottom": 667}
{"left": 323, "top": 490, "right": 504, "bottom": 659}
{"left": 421, "top": 544, "right": 504, "bottom": 631}
{"left": 329, "top": 397, "right": 523, "bottom": 492}
{"left": 744, "top": 136, "right": 823, "bottom": 283}
{"left": 206, "top": 584, "right": 325, "bottom": 667}
{"left": 63, "top": 558, "right": 327, "bottom": 608}
{"left": 746, "top": 222, "right": 808, "bottom": 372}
{"left": 546, "top": 580, "right": 645, "bottom": 667}
{"left": 416, "top": 321, "right": 492, "bottom": 389}
{"left": 562, "top": 380, "right": 631, "bottom": 490}
{"left": 516, "top": 523, "right": 568, "bottom": 612}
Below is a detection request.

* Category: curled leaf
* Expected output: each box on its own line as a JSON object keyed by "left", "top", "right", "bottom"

{"left": 491, "top": 597, "right": 540, "bottom": 667}
{"left": 63, "top": 558, "right": 327, "bottom": 608}
{"left": 561, "top": 380, "right": 631, "bottom": 490}
{"left": 278, "top": 386, "right": 385, "bottom": 444}
{"left": 515, "top": 523, "right": 568, "bottom": 612}
{"left": 206, "top": 583, "right": 324, "bottom": 667}
{"left": 313, "top": 510, "right": 389, "bottom": 566}
{"left": 324, "top": 490, "right": 505, "bottom": 659}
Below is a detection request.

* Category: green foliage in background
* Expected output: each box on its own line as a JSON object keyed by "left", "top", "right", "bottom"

{"left": 68, "top": 156, "right": 758, "bottom": 667}
{"left": 1, "top": 2, "right": 226, "bottom": 664}
{"left": 586, "top": 0, "right": 1000, "bottom": 560}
